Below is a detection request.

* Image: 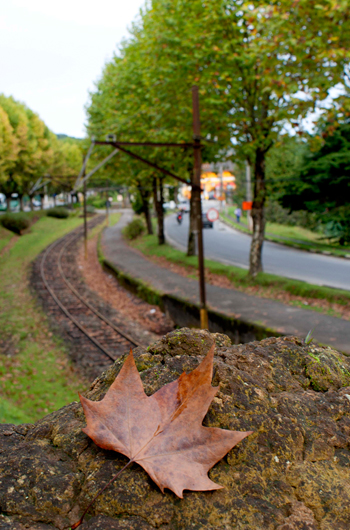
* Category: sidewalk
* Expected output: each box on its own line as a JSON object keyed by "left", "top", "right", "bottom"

{"left": 101, "top": 211, "right": 350, "bottom": 354}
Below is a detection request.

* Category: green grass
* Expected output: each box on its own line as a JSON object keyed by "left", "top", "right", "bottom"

{"left": 87, "top": 212, "right": 121, "bottom": 241}
{"left": 0, "top": 214, "right": 88, "bottom": 424}
{"left": 0, "top": 225, "right": 15, "bottom": 253}
{"left": 107, "top": 212, "right": 122, "bottom": 228}
{"left": 223, "top": 207, "right": 350, "bottom": 257}
{"left": 131, "top": 232, "right": 350, "bottom": 309}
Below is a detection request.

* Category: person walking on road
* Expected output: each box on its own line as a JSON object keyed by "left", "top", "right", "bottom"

{"left": 234, "top": 207, "right": 242, "bottom": 223}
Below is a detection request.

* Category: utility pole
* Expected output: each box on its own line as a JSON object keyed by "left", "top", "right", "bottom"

{"left": 192, "top": 86, "right": 208, "bottom": 330}
{"left": 83, "top": 175, "right": 88, "bottom": 259}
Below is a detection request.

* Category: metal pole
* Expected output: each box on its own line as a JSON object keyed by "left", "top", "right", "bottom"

{"left": 77, "top": 148, "right": 119, "bottom": 191}
{"left": 83, "top": 175, "right": 88, "bottom": 260}
{"left": 192, "top": 86, "right": 208, "bottom": 329}
{"left": 74, "top": 141, "right": 95, "bottom": 191}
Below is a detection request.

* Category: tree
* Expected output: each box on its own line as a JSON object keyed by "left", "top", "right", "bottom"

{"left": 87, "top": 0, "right": 350, "bottom": 271}
{"left": 0, "top": 106, "right": 19, "bottom": 210}
{"left": 86, "top": 9, "right": 230, "bottom": 251}
{"left": 282, "top": 122, "right": 350, "bottom": 244}
{"left": 128, "top": 0, "right": 350, "bottom": 274}
{"left": 0, "top": 95, "right": 55, "bottom": 210}
{"left": 265, "top": 135, "right": 308, "bottom": 202}
{"left": 48, "top": 136, "right": 83, "bottom": 202}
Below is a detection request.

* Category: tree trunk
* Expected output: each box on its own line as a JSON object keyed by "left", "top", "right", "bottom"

{"left": 138, "top": 186, "right": 153, "bottom": 235}
{"left": 53, "top": 195, "right": 57, "bottom": 207}
{"left": 5, "top": 195, "right": 11, "bottom": 212}
{"left": 19, "top": 195, "right": 24, "bottom": 211}
{"left": 152, "top": 177, "right": 165, "bottom": 245}
{"left": 144, "top": 200, "right": 153, "bottom": 235}
{"left": 249, "top": 149, "right": 267, "bottom": 278}
{"left": 29, "top": 195, "right": 34, "bottom": 211}
{"left": 40, "top": 193, "right": 45, "bottom": 210}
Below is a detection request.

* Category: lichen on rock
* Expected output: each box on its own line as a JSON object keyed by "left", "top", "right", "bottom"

{"left": 0, "top": 328, "right": 350, "bottom": 529}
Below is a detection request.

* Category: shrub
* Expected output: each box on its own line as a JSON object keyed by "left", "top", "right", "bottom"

{"left": 122, "top": 218, "right": 145, "bottom": 240}
{"left": 265, "top": 199, "right": 318, "bottom": 230}
{"left": 0, "top": 212, "right": 31, "bottom": 234}
{"left": 46, "top": 207, "right": 69, "bottom": 219}
{"left": 320, "top": 207, "right": 350, "bottom": 245}
{"left": 86, "top": 205, "right": 95, "bottom": 214}
{"left": 87, "top": 196, "right": 106, "bottom": 209}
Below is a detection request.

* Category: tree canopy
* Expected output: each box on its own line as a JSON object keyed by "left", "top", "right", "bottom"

{"left": 0, "top": 95, "right": 83, "bottom": 209}
{"left": 281, "top": 121, "right": 350, "bottom": 244}
{"left": 86, "top": 0, "right": 350, "bottom": 274}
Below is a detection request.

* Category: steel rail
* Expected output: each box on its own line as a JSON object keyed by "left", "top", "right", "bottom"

{"left": 40, "top": 221, "right": 140, "bottom": 362}
{"left": 57, "top": 230, "right": 140, "bottom": 348}
{"left": 40, "top": 235, "right": 117, "bottom": 361}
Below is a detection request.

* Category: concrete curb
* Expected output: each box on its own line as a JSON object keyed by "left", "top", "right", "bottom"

{"left": 100, "top": 212, "right": 350, "bottom": 355}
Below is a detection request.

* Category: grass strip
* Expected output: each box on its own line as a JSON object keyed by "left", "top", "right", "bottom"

{"left": 131, "top": 232, "right": 350, "bottom": 309}
{"left": 0, "top": 226, "right": 15, "bottom": 253}
{"left": 88, "top": 212, "right": 121, "bottom": 241}
{"left": 223, "top": 208, "right": 350, "bottom": 257}
{"left": 0, "top": 214, "right": 88, "bottom": 424}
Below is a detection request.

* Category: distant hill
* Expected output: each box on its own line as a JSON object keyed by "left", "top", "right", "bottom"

{"left": 56, "top": 134, "right": 83, "bottom": 142}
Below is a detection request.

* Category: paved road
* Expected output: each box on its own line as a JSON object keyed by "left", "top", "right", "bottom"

{"left": 165, "top": 205, "right": 350, "bottom": 291}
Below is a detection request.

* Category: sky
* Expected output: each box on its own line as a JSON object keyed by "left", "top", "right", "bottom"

{"left": 1, "top": 0, "right": 146, "bottom": 138}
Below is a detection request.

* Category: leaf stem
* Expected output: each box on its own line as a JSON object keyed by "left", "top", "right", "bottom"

{"left": 71, "top": 460, "right": 132, "bottom": 529}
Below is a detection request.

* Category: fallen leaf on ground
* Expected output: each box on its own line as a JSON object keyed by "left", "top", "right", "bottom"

{"left": 79, "top": 344, "right": 252, "bottom": 498}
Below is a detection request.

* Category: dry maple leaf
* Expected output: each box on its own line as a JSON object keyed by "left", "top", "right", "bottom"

{"left": 78, "top": 345, "right": 252, "bottom": 499}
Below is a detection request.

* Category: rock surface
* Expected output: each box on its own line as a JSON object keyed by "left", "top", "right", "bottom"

{"left": 1, "top": 328, "right": 350, "bottom": 530}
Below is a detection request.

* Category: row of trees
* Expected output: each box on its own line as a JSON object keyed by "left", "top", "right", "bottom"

{"left": 281, "top": 122, "right": 350, "bottom": 245}
{"left": 0, "top": 95, "right": 83, "bottom": 210}
{"left": 86, "top": 0, "right": 350, "bottom": 276}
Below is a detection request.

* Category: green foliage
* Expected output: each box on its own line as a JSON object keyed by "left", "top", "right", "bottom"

{"left": 122, "top": 218, "right": 145, "bottom": 240}
{"left": 305, "top": 329, "right": 314, "bottom": 345}
{"left": 321, "top": 207, "right": 350, "bottom": 246}
{"left": 282, "top": 123, "right": 350, "bottom": 244}
{"left": 0, "top": 215, "right": 86, "bottom": 422}
{"left": 46, "top": 207, "right": 69, "bottom": 219}
{"left": 86, "top": 0, "right": 350, "bottom": 275}
{"left": 87, "top": 195, "right": 107, "bottom": 209}
{"left": 283, "top": 123, "right": 350, "bottom": 212}
{"left": 266, "top": 136, "right": 308, "bottom": 201}
{"left": 0, "top": 212, "right": 31, "bottom": 234}
{"left": 132, "top": 231, "right": 350, "bottom": 308}
{"left": 131, "top": 191, "right": 145, "bottom": 216}
{"left": 265, "top": 199, "right": 318, "bottom": 230}
{"left": 0, "top": 94, "right": 83, "bottom": 207}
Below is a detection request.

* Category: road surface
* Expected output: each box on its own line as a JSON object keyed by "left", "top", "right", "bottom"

{"left": 165, "top": 205, "right": 350, "bottom": 291}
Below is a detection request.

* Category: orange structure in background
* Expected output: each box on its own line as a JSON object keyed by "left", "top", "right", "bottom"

{"left": 181, "top": 170, "right": 236, "bottom": 200}
{"left": 242, "top": 201, "right": 253, "bottom": 211}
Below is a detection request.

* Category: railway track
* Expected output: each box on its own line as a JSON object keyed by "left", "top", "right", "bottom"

{"left": 37, "top": 215, "right": 142, "bottom": 378}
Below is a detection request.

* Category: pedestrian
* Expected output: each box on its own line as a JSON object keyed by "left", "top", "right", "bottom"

{"left": 234, "top": 206, "right": 242, "bottom": 223}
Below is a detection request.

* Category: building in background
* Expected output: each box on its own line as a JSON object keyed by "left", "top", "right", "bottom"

{"left": 181, "top": 162, "right": 236, "bottom": 201}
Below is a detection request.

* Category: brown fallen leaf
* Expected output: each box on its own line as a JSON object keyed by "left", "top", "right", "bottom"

{"left": 73, "top": 345, "right": 252, "bottom": 527}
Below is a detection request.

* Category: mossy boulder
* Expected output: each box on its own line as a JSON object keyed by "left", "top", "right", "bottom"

{"left": 1, "top": 329, "right": 350, "bottom": 529}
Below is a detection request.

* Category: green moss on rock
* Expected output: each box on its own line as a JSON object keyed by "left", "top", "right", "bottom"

{"left": 0, "top": 330, "right": 350, "bottom": 529}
